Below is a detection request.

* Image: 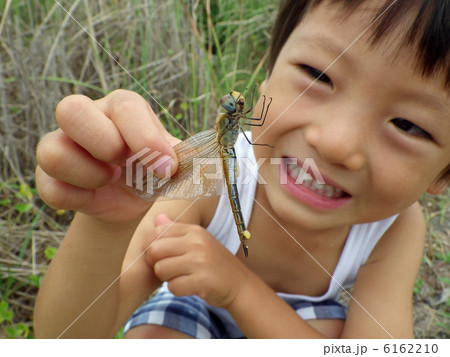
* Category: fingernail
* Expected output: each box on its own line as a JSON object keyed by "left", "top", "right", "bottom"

{"left": 155, "top": 214, "right": 171, "bottom": 226}
{"left": 153, "top": 155, "right": 174, "bottom": 178}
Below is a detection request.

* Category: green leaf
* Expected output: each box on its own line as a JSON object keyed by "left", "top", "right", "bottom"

{"left": 413, "top": 279, "right": 423, "bottom": 295}
{"left": 29, "top": 274, "right": 42, "bottom": 288}
{"left": 444, "top": 253, "right": 450, "bottom": 264}
{"left": 6, "top": 323, "right": 29, "bottom": 338}
{"left": 0, "top": 199, "right": 11, "bottom": 206}
{"left": 439, "top": 277, "right": 450, "bottom": 285}
{"left": 435, "top": 252, "right": 450, "bottom": 263}
{"left": 0, "top": 198, "right": 11, "bottom": 206}
{"left": 14, "top": 202, "right": 33, "bottom": 213}
{"left": 17, "top": 323, "right": 30, "bottom": 338}
{"left": 44, "top": 247, "right": 58, "bottom": 260}
{"left": 114, "top": 327, "right": 124, "bottom": 339}
{"left": 0, "top": 301, "right": 14, "bottom": 323}
{"left": 437, "top": 310, "right": 450, "bottom": 319}
{"left": 180, "top": 101, "right": 188, "bottom": 111}
{"left": 11, "top": 106, "right": 21, "bottom": 114}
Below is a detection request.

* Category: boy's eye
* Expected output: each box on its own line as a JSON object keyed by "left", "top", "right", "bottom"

{"left": 300, "top": 65, "right": 333, "bottom": 85}
{"left": 391, "top": 118, "right": 433, "bottom": 141}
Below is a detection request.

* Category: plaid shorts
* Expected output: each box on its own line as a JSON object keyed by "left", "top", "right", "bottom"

{"left": 123, "top": 283, "right": 347, "bottom": 338}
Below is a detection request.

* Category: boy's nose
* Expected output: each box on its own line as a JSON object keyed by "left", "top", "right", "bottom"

{"left": 304, "top": 122, "right": 366, "bottom": 171}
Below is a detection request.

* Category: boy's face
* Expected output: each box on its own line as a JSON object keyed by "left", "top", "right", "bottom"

{"left": 251, "top": 2, "right": 450, "bottom": 229}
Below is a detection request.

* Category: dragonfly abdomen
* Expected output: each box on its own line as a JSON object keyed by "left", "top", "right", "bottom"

{"left": 221, "top": 146, "right": 251, "bottom": 257}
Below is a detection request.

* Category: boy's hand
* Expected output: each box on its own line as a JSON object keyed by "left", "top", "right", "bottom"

{"left": 36, "top": 90, "right": 180, "bottom": 224}
{"left": 147, "top": 214, "right": 250, "bottom": 308}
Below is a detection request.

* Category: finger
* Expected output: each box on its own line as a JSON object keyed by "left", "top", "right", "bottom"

{"left": 153, "top": 255, "right": 191, "bottom": 283}
{"left": 37, "top": 130, "right": 117, "bottom": 190}
{"left": 35, "top": 165, "right": 94, "bottom": 210}
{"left": 97, "top": 90, "right": 180, "bottom": 175}
{"left": 154, "top": 214, "right": 172, "bottom": 226}
{"left": 55, "top": 94, "right": 129, "bottom": 164}
{"left": 167, "top": 276, "right": 204, "bottom": 298}
{"left": 146, "top": 231, "right": 186, "bottom": 263}
{"left": 145, "top": 223, "right": 195, "bottom": 270}
{"left": 152, "top": 221, "right": 194, "bottom": 241}
{"left": 99, "top": 90, "right": 180, "bottom": 149}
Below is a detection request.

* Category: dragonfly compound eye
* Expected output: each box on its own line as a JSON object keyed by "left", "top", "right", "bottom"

{"left": 220, "top": 94, "right": 237, "bottom": 113}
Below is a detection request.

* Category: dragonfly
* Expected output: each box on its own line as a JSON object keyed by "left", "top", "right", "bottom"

{"left": 133, "top": 90, "right": 272, "bottom": 257}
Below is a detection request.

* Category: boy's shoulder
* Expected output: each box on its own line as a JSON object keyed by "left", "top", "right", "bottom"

{"left": 365, "top": 202, "right": 425, "bottom": 269}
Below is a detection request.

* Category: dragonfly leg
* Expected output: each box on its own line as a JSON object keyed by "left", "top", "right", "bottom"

{"left": 240, "top": 127, "right": 274, "bottom": 148}
{"left": 242, "top": 95, "right": 273, "bottom": 127}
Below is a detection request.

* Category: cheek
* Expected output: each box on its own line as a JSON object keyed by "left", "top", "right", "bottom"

{"left": 250, "top": 97, "right": 276, "bottom": 148}
{"left": 366, "top": 162, "right": 430, "bottom": 215}
{"left": 252, "top": 81, "right": 313, "bottom": 147}
{"left": 252, "top": 143, "right": 271, "bottom": 163}
{"left": 251, "top": 100, "right": 297, "bottom": 150}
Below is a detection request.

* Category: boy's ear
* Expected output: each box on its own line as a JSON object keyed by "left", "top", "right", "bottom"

{"left": 426, "top": 170, "right": 449, "bottom": 195}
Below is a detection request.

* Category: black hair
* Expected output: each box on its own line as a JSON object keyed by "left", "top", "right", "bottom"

{"left": 268, "top": 0, "right": 450, "bottom": 89}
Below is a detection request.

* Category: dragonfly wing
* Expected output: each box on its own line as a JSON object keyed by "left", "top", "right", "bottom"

{"left": 136, "top": 129, "right": 225, "bottom": 201}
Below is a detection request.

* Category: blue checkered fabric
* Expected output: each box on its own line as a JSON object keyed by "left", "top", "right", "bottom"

{"left": 123, "top": 285, "right": 347, "bottom": 338}
{"left": 291, "top": 299, "right": 347, "bottom": 320}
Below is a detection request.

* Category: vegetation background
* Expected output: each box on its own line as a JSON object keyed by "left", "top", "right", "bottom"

{"left": 0, "top": 0, "right": 448, "bottom": 338}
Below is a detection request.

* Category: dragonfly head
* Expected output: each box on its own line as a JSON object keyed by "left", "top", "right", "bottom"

{"left": 220, "top": 91, "right": 245, "bottom": 114}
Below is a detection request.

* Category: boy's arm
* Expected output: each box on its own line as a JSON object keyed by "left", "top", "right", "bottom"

{"left": 34, "top": 90, "right": 183, "bottom": 338}
{"left": 34, "top": 212, "right": 151, "bottom": 338}
{"left": 34, "top": 197, "right": 206, "bottom": 338}
{"left": 341, "top": 202, "right": 425, "bottom": 338}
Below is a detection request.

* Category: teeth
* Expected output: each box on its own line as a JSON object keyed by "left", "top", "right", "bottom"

{"left": 287, "top": 162, "right": 345, "bottom": 198}
{"left": 287, "top": 164, "right": 304, "bottom": 181}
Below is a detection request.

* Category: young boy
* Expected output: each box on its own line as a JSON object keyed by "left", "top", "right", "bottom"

{"left": 34, "top": 0, "right": 449, "bottom": 338}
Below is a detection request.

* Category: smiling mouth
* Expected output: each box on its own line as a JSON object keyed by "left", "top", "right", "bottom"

{"left": 284, "top": 157, "right": 351, "bottom": 200}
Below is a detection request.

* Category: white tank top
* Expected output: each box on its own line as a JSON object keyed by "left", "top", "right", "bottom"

{"left": 207, "top": 132, "right": 398, "bottom": 301}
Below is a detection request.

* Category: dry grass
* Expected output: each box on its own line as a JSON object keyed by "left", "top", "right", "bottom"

{"left": 0, "top": 0, "right": 448, "bottom": 339}
{"left": 413, "top": 193, "right": 450, "bottom": 338}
